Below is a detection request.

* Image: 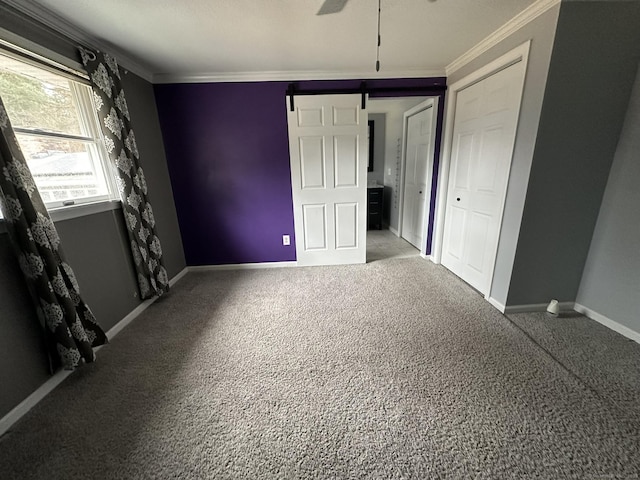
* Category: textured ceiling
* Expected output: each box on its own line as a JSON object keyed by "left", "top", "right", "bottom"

{"left": 26, "top": 0, "right": 537, "bottom": 81}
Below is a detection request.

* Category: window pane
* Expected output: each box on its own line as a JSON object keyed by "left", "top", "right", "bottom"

{"left": 16, "top": 135, "right": 109, "bottom": 203}
{"left": 0, "top": 51, "right": 84, "bottom": 136}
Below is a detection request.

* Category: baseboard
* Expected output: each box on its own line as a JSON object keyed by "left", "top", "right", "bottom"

{"left": 503, "top": 301, "right": 575, "bottom": 314}
{"left": 169, "top": 267, "right": 188, "bottom": 287}
{"left": 388, "top": 227, "right": 399, "bottom": 237}
{"left": 188, "top": 261, "right": 298, "bottom": 271}
{"left": 0, "top": 267, "right": 189, "bottom": 438}
{"left": 574, "top": 303, "right": 640, "bottom": 344}
{"left": 106, "top": 267, "right": 188, "bottom": 340}
{"left": 105, "top": 296, "right": 156, "bottom": 340}
{"left": 502, "top": 301, "right": 640, "bottom": 345}
{"left": 487, "top": 296, "right": 506, "bottom": 313}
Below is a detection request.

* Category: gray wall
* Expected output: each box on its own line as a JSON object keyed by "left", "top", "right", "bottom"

{"left": 447, "top": 4, "right": 561, "bottom": 306}
{"left": 506, "top": 1, "right": 640, "bottom": 306}
{"left": 576, "top": 63, "right": 640, "bottom": 333}
{"left": 367, "top": 113, "right": 386, "bottom": 187}
{"left": 0, "top": 5, "right": 185, "bottom": 418}
{"left": 0, "top": 236, "right": 49, "bottom": 417}
{"left": 122, "top": 71, "right": 186, "bottom": 279}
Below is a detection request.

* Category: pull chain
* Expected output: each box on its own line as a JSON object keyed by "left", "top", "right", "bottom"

{"left": 376, "top": 0, "right": 381, "bottom": 71}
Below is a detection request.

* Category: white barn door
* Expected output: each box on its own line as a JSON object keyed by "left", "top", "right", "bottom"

{"left": 287, "top": 94, "right": 368, "bottom": 266}
{"left": 441, "top": 60, "right": 526, "bottom": 294}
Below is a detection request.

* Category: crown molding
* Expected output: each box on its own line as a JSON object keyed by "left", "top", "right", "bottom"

{"left": 1, "top": 0, "right": 154, "bottom": 82}
{"left": 153, "top": 68, "right": 447, "bottom": 84}
{"left": 445, "top": 0, "right": 561, "bottom": 76}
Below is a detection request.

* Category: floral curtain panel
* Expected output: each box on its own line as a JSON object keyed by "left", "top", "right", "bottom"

{"left": 0, "top": 98, "right": 107, "bottom": 370}
{"left": 79, "top": 47, "right": 169, "bottom": 300}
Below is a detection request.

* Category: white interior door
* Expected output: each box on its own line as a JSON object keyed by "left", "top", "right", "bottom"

{"left": 287, "top": 94, "right": 368, "bottom": 266}
{"left": 401, "top": 101, "right": 435, "bottom": 250}
{"left": 441, "top": 60, "right": 526, "bottom": 294}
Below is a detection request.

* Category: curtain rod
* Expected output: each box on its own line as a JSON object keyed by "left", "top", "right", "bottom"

{"left": 286, "top": 82, "right": 447, "bottom": 112}
{"left": 0, "top": 38, "right": 89, "bottom": 83}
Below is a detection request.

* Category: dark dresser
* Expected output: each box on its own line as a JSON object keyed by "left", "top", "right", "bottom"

{"left": 367, "top": 186, "right": 384, "bottom": 230}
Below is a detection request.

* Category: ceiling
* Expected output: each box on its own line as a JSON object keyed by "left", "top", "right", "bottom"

{"left": 16, "top": 0, "right": 538, "bottom": 82}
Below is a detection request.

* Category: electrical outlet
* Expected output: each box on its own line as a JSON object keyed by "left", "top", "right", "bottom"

{"left": 282, "top": 235, "right": 290, "bottom": 246}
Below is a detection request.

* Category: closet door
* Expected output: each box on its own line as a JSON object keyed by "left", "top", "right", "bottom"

{"left": 441, "top": 60, "right": 526, "bottom": 294}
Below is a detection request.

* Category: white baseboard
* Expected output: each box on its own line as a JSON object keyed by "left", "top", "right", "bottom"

{"left": 105, "top": 297, "right": 156, "bottom": 340}
{"left": 0, "top": 266, "right": 189, "bottom": 438}
{"left": 169, "top": 267, "right": 188, "bottom": 287}
{"left": 574, "top": 303, "right": 640, "bottom": 344}
{"left": 503, "top": 302, "right": 640, "bottom": 344}
{"left": 388, "top": 227, "right": 399, "bottom": 237}
{"left": 188, "top": 261, "right": 298, "bottom": 271}
{"left": 503, "top": 301, "right": 575, "bottom": 314}
{"left": 419, "top": 254, "right": 437, "bottom": 264}
{"left": 107, "top": 267, "right": 188, "bottom": 340}
{"left": 487, "top": 296, "right": 506, "bottom": 313}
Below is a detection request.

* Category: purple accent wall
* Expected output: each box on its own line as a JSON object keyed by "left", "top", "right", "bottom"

{"left": 155, "top": 78, "right": 446, "bottom": 266}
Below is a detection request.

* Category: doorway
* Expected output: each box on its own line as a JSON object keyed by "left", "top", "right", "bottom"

{"left": 365, "top": 96, "right": 438, "bottom": 261}
{"left": 399, "top": 99, "right": 437, "bottom": 252}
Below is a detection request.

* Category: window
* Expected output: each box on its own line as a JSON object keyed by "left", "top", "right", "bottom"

{"left": 0, "top": 47, "right": 114, "bottom": 210}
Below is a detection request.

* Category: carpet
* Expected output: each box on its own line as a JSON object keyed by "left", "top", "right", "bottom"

{"left": 1, "top": 257, "right": 639, "bottom": 479}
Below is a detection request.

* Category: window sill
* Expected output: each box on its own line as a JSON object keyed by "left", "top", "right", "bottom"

{"left": 49, "top": 200, "right": 122, "bottom": 222}
{"left": 0, "top": 200, "right": 122, "bottom": 234}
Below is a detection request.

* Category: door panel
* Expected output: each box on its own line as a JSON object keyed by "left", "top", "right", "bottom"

{"left": 333, "top": 106, "right": 359, "bottom": 126}
{"left": 300, "top": 137, "right": 325, "bottom": 189}
{"left": 334, "top": 136, "right": 358, "bottom": 187}
{"left": 298, "top": 107, "right": 324, "bottom": 127}
{"left": 302, "top": 204, "right": 327, "bottom": 250}
{"left": 288, "top": 94, "right": 367, "bottom": 266}
{"left": 335, "top": 203, "right": 358, "bottom": 249}
{"left": 476, "top": 127, "right": 502, "bottom": 192}
{"left": 453, "top": 132, "right": 474, "bottom": 190}
{"left": 441, "top": 60, "right": 526, "bottom": 294}
{"left": 466, "top": 212, "right": 490, "bottom": 273}
{"left": 445, "top": 206, "right": 466, "bottom": 261}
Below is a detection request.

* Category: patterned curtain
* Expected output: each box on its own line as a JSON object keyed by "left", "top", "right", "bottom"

{"left": 0, "top": 97, "right": 107, "bottom": 370}
{"left": 78, "top": 47, "right": 169, "bottom": 300}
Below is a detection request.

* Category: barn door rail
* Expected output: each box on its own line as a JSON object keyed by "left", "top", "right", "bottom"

{"left": 286, "top": 81, "right": 447, "bottom": 112}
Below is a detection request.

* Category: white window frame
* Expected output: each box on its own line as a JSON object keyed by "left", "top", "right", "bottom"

{"left": 0, "top": 43, "right": 118, "bottom": 216}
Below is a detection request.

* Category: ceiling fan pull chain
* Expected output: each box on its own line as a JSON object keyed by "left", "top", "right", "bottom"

{"left": 376, "top": 0, "right": 381, "bottom": 71}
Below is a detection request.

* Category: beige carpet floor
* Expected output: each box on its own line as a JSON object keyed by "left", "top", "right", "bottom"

{"left": 1, "top": 255, "right": 639, "bottom": 479}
